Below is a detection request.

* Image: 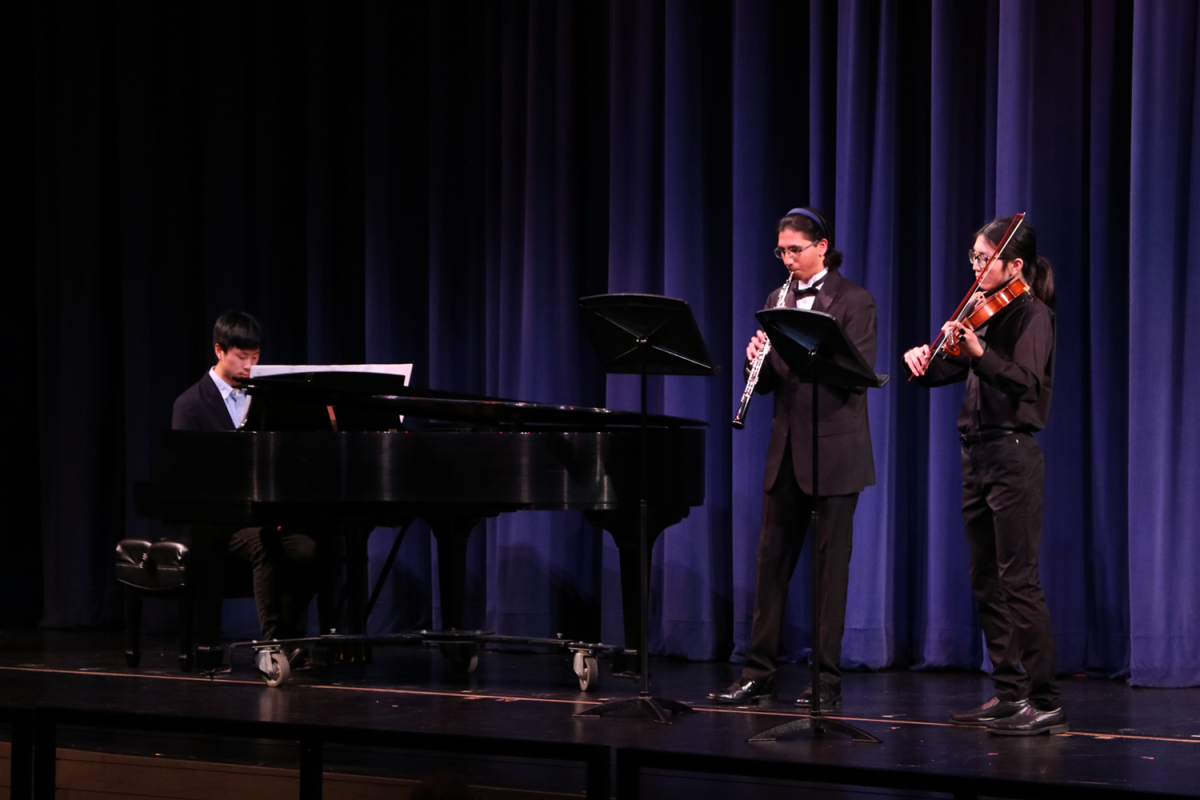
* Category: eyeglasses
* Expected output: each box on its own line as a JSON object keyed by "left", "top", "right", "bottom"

{"left": 968, "top": 249, "right": 1004, "bottom": 267}
{"left": 774, "top": 240, "right": 821, "bottom": 259}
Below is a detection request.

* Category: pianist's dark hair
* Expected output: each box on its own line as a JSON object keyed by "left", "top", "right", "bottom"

{"left": 213, "top": 310, "right": 262, "bottom": 352}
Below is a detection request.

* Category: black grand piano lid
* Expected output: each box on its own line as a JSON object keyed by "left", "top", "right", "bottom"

{"left": 237, "top": 370, "right": 706, "bottom": 428}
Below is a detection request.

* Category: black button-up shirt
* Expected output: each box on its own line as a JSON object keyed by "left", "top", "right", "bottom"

{"left": 912, "top": 291, "right": 1055, "bottom": 435}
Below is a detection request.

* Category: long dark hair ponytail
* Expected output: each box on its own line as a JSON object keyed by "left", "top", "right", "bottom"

{"left": 978, "top": 216, "right": 1056, "bottom": 310}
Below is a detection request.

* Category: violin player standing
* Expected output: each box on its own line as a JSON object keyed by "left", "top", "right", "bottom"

{"left": 903, "top": 216, "right": 1064, "bottom": 735}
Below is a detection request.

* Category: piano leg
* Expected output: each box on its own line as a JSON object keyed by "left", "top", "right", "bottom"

{"left": 426, "top": 517, "right": 490, "bottom": 631}
{"left": 315, "top": 524, "right": 374, "bottom": 666}
{"left": 585, "top": 508, "right": 687, "bottom": 675}
{"left": 315, "top": 532, "right": 339, "bottom": 636}
{"left": 579, "top": 509, "right": 696, "bottom": 723}
{"left": 323, "top": 524, "right": 372, "bottom": 636}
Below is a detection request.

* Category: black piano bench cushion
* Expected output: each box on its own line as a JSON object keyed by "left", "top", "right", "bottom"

{"left": 115, "top": 539, "right": 189, "bottom": 592}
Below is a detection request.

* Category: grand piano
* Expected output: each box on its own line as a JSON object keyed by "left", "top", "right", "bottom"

{"left": 133, "top": 370, "right": 706, "bottom": 678}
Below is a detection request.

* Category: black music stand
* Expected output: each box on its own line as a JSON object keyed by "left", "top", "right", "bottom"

{"left": 747, "top": 307, "right": 887, "bottom": 744}
{"left": 574, "top": 293, "right": 715, "bottom": 724}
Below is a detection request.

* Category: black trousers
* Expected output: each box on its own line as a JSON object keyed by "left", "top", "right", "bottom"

{"left": 962, "top": 433, "right": 1060, "bottom": 709}
{"left": 191, "top": 525, "right": 320, "bottom": 643}
{"left": 228, "top": 526, "right": 319, "bottom": 640}
{"left": 742, "top": 442, "right": 859, "bottom": 687}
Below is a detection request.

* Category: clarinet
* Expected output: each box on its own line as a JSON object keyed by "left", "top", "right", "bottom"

{"left": 732, "top": 275, "right": 793, "bottom": 429}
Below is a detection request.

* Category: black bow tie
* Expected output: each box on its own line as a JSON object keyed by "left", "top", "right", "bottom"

{"left": 793, "top": 280, "right": 824, "bottom": 298}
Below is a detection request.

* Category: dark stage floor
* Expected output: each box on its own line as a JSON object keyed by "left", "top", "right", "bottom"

{"left": 2, "top": 629, "right": 1198, "bottom": 800}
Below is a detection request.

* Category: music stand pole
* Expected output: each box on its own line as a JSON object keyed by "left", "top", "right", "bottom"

{"left": 638, "top": 343, "right": 652, "bottom": 700}
{"left": 746, "top": 308, "right": 884, "bottom": 744}
{"left": 574, "top": 293, "right": 714, "bottom": 724}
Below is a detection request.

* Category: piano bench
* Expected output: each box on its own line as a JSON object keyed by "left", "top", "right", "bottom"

{"left": 116, "top": 538, "right": 258, "bottom": 673}
{"left": 115, "top": 539, "right": 193, "bottom": 672}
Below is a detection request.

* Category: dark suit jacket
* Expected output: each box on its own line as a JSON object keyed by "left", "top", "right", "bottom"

{"left": 172, "top": 373, "right": 236, "bottom": 432}
{"left": 752, "top": 268, "right": 877, "bottom": 495}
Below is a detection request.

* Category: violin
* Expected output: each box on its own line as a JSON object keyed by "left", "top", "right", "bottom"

{"left": 908, "top": 212, "right": 1026, "bottom": 379}
{"left": 942, "top": 276, "right": 1030, "bottom": 356}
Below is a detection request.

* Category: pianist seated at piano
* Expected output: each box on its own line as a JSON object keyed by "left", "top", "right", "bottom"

{"left": 171, "top": 310, "right": 320, "bottom": 657}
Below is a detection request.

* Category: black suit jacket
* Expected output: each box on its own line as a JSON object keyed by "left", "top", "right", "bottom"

{"left": 172, "top": 373, "right": 236, "bottom": 432}
{"left": 752, "top": 268, "right": 877, "bottom": 495}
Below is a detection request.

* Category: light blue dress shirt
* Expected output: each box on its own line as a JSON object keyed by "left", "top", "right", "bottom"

{"left": 208, "top": 368, "right": 251, "bottom": 429}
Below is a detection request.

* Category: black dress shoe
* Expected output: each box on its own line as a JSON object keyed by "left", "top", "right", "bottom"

{"left": 987, "top": 704, "right": 1068, "bottom": 736}
{"left": 708, "top": 677, "right": 776, "bottom": 705}
{"left": 950, "top": 697, "right": 1027, "bottom": 726}
{"left": 794, "top": 683, "right": 842, "bottom": 709}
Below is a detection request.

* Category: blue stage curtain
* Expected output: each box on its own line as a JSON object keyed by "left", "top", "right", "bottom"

{"left": 1126, "top": 0, "right": 1200, "bottom": 688}
{"left": 31, "top": 0, "right": 1199, "bottom": 687}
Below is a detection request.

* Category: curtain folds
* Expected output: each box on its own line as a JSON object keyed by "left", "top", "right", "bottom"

{"left": 31, "top": 0, "right": 1198, "bottom": 687}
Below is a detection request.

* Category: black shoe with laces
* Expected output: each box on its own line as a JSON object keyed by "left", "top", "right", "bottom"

{"left": 708, "top": 677, "right": 776, "bottom": 705}
{"left": 950, "top": 697, "right": 1027, "bottom": 726}
{"left": 794, "top": 683, "right": 843, "bottom": 709}
{"left": 986, "top": 704, "right": 1068, "bottom": 736}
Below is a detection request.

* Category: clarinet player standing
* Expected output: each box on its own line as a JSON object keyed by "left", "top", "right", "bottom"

{"left": 711, "top": 207, "right": 877, "bottom": 708}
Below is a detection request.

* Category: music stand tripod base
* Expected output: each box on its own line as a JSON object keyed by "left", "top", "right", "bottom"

{"left": 748, "top": 713, "right": 881, "bottom": 743}
{"left": 574, "top": 694, "right": 696, "bottom": 725}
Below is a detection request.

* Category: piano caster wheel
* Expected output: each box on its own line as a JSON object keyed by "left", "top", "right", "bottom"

{"left": 573, "top": 652, "right": 600, "bottom": 691}
{"left": 440, "top": 642, "right": 479, "bottom": 673}
{"left": 255, "top": 649, "right": 291, "bottom": 687}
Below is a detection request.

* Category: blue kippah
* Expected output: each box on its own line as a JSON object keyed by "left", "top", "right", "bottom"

{"left": 785, "top": 208, "right": 825, "bottom": 237}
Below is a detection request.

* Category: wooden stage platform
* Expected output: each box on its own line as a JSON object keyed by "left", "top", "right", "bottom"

{"left": 1, "top": 629, "right": 1197, "bottom": 800}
